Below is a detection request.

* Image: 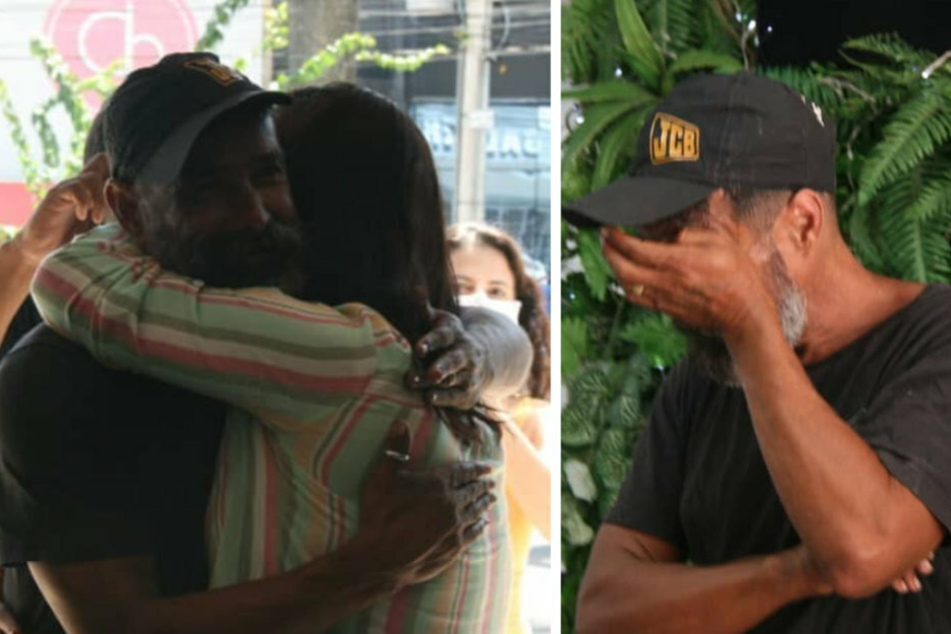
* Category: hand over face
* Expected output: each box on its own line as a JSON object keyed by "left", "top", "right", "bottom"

{"left": 16, "top": 153, "right": 110, "bottom": 265}
{"left": 405, "top": 307, "right": 489, "bottom": 409}
{"left": 601, "top": 190, "right": 777, "bottom": 342}
{"left": 357, "top": 422, "right": 497, "bottom": 588}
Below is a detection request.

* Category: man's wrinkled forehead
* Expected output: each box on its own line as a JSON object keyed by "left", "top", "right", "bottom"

{"left": 176, "top": 108, "right": 282, "bottom": 183}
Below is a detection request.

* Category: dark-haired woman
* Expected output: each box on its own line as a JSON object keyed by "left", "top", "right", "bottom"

{"left": 33, "top": 84, "right": 526, "bottom": 633}
{"left": 448, "top": 222, "right": 552, "bottom": 634}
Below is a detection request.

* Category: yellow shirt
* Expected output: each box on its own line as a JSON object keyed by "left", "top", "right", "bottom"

{"left": 504, "top": 398, "right": 547, "bottom": 634}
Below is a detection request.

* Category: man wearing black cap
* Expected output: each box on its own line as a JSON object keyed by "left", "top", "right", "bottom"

{"left": 571, "top": 73, "right": 951, "bottom": 633}
{"left": 0, "top": 53, "right": 529, "bottom": 634}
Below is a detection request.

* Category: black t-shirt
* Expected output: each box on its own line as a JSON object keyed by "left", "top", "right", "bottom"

{"left": 0, "top": 298, "right": 40, "bottom": 358}
{"left": 608, "top": 284, "right": 951, "bottom": 633}
{"left": 0, "top": 325, "right": 226, "bottom": 633}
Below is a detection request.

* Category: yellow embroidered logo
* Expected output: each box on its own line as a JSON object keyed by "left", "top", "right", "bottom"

{"left": 649, "top": 112, "right": 700, "bottom": 164}
{"left": 184, "top": 58, "right": 242, "bottom": 86}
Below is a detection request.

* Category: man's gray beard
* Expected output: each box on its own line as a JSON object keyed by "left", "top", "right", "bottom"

{"left": 678, "top": 249, "right": 808, "bottom": 386}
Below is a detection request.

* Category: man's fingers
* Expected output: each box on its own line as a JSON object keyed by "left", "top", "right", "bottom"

{"left": 384, "top": 421, "right": 412, "bottom": 458}
{"left": 455, "top": 478, "right": 493, "bottom": 508}
{"left": 893, "top": 570, "right": 921, "bottom": 594}
{"left": 78, "top": 175, "right": 107, "bottom": 225}
{"left": 916, "top": 557, "right": 935, "bottom": 576}
{"left": 398, "top": 461, "right": 492, "bottom": 486}
{"left": 427, "top": 348, "right": 471, "bottom": 383}
{"left": 365, "top": 422, "right": 412, "bottom": 489}
{"left": 461, "top": 516, "right": 488, "bottom": 544}
{"left": 416, "top": 324, "right": 458, "bottom": 358}
{"left": 64, "top": 188, "right": 90, "bottom": 222}
{"left": 83, "top": 152, "right": 110, "bottom": 178}
{"left": 423, "top": 386, "right": 476, "bottom": 409}
{"left": 448, "top": 462, "right": 493, "bottom": 488}
{"left": 602, "top": 241, "right": 663, "bottom": 289}
{"left": 603, "top": 226, "right": 678, "bottom": 270}
{"left": 460, "top": 492, "right": 496, "bottom": 523}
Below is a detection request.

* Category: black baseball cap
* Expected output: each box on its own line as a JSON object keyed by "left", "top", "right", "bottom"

{"left": 105, "top": 52, "right": 291, "bottom": 185}
{"left": 563, "top": 72, "right": 837, "bottom": 227}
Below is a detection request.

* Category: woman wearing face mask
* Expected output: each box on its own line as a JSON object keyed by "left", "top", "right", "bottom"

{"left": 447, "top": 222, "right": 551, "bottom": 634}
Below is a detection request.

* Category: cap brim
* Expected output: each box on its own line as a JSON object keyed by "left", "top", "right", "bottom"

{"left": 139, "top": 90, "right": 292, "bottom": 185}
{"left": 563, "top": 176, "right": 716, "bottom": 228}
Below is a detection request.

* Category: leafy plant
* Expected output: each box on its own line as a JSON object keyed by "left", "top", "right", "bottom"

{"left": 561, "top": 1, "right": 951, "bottom": 631}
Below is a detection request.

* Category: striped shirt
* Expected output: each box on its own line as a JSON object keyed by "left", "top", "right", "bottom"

{"left": 32, "top": 224, "right": 511, "bottom": 634}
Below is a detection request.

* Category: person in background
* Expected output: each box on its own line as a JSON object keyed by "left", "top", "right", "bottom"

{"left": 448, "top": 222, "right": 552, "bottom": 634}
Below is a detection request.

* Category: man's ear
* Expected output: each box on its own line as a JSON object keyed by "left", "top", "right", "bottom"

{"left": 779, "top": 188, "right": 825, "bottom": 255}
{"left": 105, "top": 178, "right": 145, "bottom": 242}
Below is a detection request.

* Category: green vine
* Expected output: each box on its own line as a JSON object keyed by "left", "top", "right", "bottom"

{"left": 195, "top": 0, "right": 253, "bottom": 52}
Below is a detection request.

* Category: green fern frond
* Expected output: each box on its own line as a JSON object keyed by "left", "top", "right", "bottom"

{"left": 876, "top": 177, "right": 926, "bottom": 281}
{"left": 906, "top": 162, "right": 951, "bottom": 220}
{"left": 562, "top": 0, "right": 616, "bottom": 83}
{"left": 760, "top": 65, "right": 842, "bottom": 112}
{"left": 642, "top": 0, "right": 697, "bottom": 55}
{"left": 846, "top": 199, "right": 888, "bottom": 273}
{"left": 563, "top": 80, "right": 657, "bottom": 104}
{"left": 591, "top": 106, "right": 652, "bottom": 188}
{"left": 563, "top": 100, "right": 644, "bottom": 167}
{"left": 841, "top": 33, "right": 932, "bottom": 70}
{"left": 616, "top": 0, "right": 666, "bottom": 89}
{"left": 669, "top": 49, "right": 743, "bottom": 76}
{"left": 874, "top": 169, "right": 951, "bottom": 282}
{"left": 858, "top": 89, "right": 951, "bottom": 204}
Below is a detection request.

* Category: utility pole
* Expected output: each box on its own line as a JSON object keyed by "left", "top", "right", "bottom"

{"left": 454, "top": 0, "right": 493, "bottom": 224}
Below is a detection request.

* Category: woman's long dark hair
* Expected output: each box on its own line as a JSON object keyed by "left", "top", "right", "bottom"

{"left": 447, "top": 223, "right": 551, "bottom": 400}
{"left": 276, "top": 83, "right": 496, "bottom": 446}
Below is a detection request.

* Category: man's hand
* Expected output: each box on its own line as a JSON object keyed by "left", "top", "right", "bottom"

{"left": 787, "top": 542, "right": 936, "bottom": 596}
{"left": 891, "top": 552, "right": 935, "bottom": 594}
{"left": 404, "top": 307, "right": 490, "bottom": 409}
{"left": 355, "top": 422, "right": 497, "bottom": 588}
{"left": 601, "top": 189, "right": 776, "bottom": 341}
{"left": 13, "top": 153, "right": 109, "bottom": 266}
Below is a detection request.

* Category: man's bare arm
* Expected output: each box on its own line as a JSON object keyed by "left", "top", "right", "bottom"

{"left": 32, "top": 546, "right": 395, "bottom": 634}
{"left": 726, "top": 318, "right": 944, "bottom": 597}
{"left": 29, "top": 436, "right": 496, "bottom": 634}
{"left": 0, "top": 155, "right": 108, "bottom": 345}
{"left": 0, "top": 237, "right": 37, "bottom": 346}
{"left": 577, "top": 526, "right": 828, "bottom": 634}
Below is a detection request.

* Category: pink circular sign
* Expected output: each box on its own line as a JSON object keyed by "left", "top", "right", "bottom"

{"left": 44, "top": 0, "right": 198, "bottom": 83}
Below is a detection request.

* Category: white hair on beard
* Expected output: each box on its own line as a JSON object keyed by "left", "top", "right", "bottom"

{"left": 682, "top": 241, "right": 808, "bottom": 387}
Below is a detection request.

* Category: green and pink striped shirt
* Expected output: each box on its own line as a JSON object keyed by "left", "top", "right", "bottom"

{"left": 33, "top": 224, "right": 511, "bottom": 634}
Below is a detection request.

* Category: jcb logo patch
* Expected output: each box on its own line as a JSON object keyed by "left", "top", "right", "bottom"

{"left": 649, "top": 113, "right": 700, "bottom": 164}
{"left": 184, "top": 58, "right": 242, "bottom": 86}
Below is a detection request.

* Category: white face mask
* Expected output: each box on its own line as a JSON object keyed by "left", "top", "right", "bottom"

{"left": 458, "top": 292, "right": 522, "bottom": 325}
